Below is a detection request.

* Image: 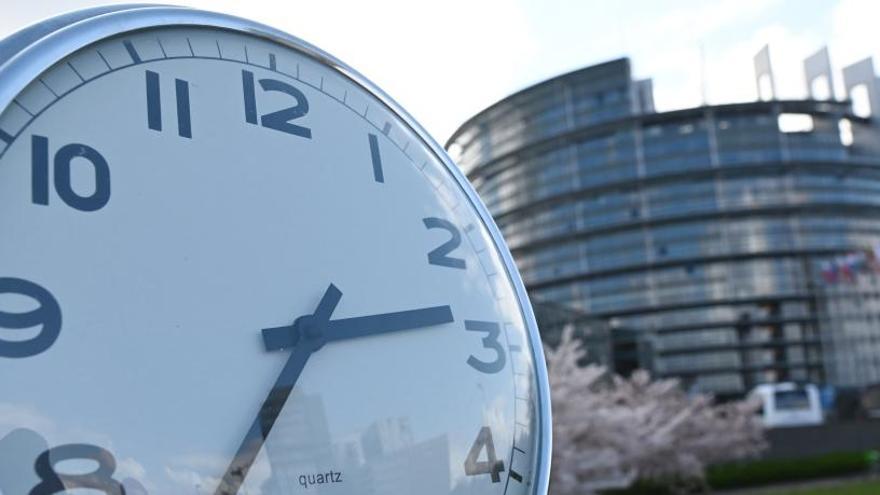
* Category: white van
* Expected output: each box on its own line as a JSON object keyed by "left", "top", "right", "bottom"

{"left": 750, "top": 382, "right": 824, "bottom": 428}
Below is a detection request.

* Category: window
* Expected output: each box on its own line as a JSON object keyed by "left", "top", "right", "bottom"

{"left": 774, "top": 389, "right": 811, "bottom": 411}
{"left": 851, "top": 84, "right": 872, "bottom": 118}
{"left": 778, "top": 113, "right": 814, "bottom": 133}
{"left": 839, "top": 118, "right": 854, "bottom": 146}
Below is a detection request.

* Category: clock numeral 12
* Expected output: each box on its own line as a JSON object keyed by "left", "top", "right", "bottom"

{"left": 145, "top": 70, "right": 192, "bottom": 139}
{"left": 31, "top": 135, "right": 111, "bottom": 212}
{"left": 464, "top": 426, "right": 505, "bottom": 483}
{"left": 242, "top": 70, "right": 312, "bottom": 139}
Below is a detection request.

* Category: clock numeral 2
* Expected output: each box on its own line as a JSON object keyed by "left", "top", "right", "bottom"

{"left": 464, "top": 426, "right": 505, "bottom": 483}
{"left": 242, "top": 70, "right": 311, "bottom": 139}
{"left": 145, "top": 70, "right": 192, "bottom": 138}
{"left": 0, "top": 278, "right": 61, "bottom": 358}
{"left": 465, "top": 320, "right": 506, "bottom": 374}
{"left": 31, "top": 443, "right": 147, "bottom": 495}
{"left": 32, "top": 136, "right": 111, "bottom": 212}
{"left": 423, "top": 217, "right": 466, "bottom": 269}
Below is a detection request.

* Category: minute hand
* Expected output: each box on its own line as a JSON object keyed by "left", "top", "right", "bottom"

{"left": 327, "top": 305, "right": 454, "bottom": 341}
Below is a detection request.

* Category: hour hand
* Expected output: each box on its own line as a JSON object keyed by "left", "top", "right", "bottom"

{"left": 262, "top": 305, "right": 453, "bottom": 351}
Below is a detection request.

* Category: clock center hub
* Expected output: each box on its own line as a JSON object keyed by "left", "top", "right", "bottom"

{"left": 294, "top": 315, "right": 326, "bottom": 351}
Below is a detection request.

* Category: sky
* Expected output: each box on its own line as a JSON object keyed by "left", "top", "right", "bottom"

{"left": 1, "top": 0, "right": 878, "bottom": 144}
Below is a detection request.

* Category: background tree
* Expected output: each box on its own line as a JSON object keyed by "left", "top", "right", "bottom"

{"left": 546, "top": 326, "right": 766, "bottom": 494}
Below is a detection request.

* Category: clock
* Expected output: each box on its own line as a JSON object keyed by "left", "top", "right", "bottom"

{"left": 0, "top": 5, "right": 550, "bottom": 495}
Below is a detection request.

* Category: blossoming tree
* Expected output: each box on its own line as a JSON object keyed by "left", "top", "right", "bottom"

{"left": 546, "top": 327, "right": 766, "bottom": 494}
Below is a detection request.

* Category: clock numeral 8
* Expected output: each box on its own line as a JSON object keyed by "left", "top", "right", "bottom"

{"left": 0, "top": 277, "right": 61, "bottom": 358}
{"left": 31, "top": 444, "right": 147, "bottom": 495}
{"left": 31, "top": 135, "right": 111, "bottom": 212}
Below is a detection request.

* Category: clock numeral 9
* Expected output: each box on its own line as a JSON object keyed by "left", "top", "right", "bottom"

{"left": 31, "top": 443, "right": 147, "bottom": 495}
{"left": 242, "top": 70, "right": 312, "bottom": 139}
{"left": 464, "top": 426, "right": 505, "bottom": 483}
{"left": 0, "top": 277, "right": 61, "bottom": 358}
{"left": 465, "top": 320, "right": 506, "bottom": 374}
{"left": 423, "top": 217, "right": 466, "bottom": 269}
{"left": 31, "top": 135, "right": 111, "bottom": 212}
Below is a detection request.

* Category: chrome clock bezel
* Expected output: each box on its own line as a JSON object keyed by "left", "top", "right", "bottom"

{"left": 0, "top": 5, "right": 552, "bottom": 495}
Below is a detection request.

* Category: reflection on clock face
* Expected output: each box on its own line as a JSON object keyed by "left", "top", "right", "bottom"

{"left": 0, "top": 24, "right": 543, "bottom": 495}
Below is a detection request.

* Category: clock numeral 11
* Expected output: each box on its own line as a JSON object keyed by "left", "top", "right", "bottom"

{"left": 145, "top": 70, "right": 192, "bottom": 138}
{"left": 31, "top": 135, "right": 111, "bottom": 212}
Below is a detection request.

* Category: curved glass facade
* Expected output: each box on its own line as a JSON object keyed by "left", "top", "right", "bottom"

{"left": 448, "top": 58, "right": 880, "bottom": 395}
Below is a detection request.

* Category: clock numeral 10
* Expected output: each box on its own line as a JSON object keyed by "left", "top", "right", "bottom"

{"left": 0, "top": 277, "right": 61, "bottom": 358}
{"left": 242, "top": 70, "right": 312, "bottom": 139}
{"left": 31, "top": 135, "right": 111, "bottom": 212}
{"left": 464, "top": 426, "right": 505, "bottom": 483}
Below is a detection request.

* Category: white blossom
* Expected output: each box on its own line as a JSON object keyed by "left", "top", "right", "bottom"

{"left": 546, "top": 326, "right": 766, "bottom": 494}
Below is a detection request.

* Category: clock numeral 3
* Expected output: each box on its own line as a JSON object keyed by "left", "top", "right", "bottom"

{"left": 31, "top": 444, "right": 147, "bottom": 495}
{"left": 31, "top": 135, "right": 111, "bottom": 212}
{"left": 464, "top": 426, "right": 505, "bottom": 483}
{"left": 465, "top": 320, "right": 506, "bottom": 374}
{"left": 145, "top": 70, "right": 193, "bottom": 138}
{"left": 242, "top": 70, "right": 311, "bottom": 139}
{"left": 0, "top": 278, "right": 61, "bottom": 358}
{"left": 423, "top": 217, "right": 466, "bottom": 269}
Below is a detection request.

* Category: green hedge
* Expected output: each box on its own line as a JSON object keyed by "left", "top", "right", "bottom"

{"left": 597, "top": 451, "right": 878, "bottom": 494}
{"left": 706, "top": 451, "right": 877, "bottom": 490}
{"left": 600, "top": 479, "right": 678, "bottom": 494}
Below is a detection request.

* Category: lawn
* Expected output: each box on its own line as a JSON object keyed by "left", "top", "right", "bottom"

{"left": 766, "top": 479, "right": 880, "bottom": 495}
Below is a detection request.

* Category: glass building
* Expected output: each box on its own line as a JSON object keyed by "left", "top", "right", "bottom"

{"left": 447, "top": 54, "right": 880, "bottom": 396}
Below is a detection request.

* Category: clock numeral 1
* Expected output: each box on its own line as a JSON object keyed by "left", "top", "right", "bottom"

{"left": 31, "top": 443, "right": 147, "bottom": 495}
{"left": 0, "top": 278, "right": 62, "bottom": 358}
{"left": 145, "top": 70, "right": 192, "bottom": 138}
{"left": 241, "top": 70, "right": 312, "bottom": 139}
{"left": 423, "top": 217, "right": 466, "bottom": 269}
{"left": 464, "top": 426, "right": 505, "bottom": 483}
{"left": 368, "top": 133, "right": 384, "bottom": 183}
{"left": 31, "top": 135, "right": 111, "bottom": 212}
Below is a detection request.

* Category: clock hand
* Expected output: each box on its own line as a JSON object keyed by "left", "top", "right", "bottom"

{"left": 261, "top": 305, "right": 454, "bottom": 351}
{"left": 215, "top": 284, "right": 341, "bottom": 495}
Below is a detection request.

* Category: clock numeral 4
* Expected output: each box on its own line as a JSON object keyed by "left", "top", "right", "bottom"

{"left": 465, "top": 320, "right": 506, "bottom": 374}
{"left": 423, "top": 217, "right": 466, "bottom": 270}
{"left": 145, "top": 70, "right": 192, "bottom": 139}
{"left": 242, "top": 70, "right": 311, "bottom": 139}
{"left": 0, "top": 277, "right": 61, "bottom": 358}
{"left": 31, "top": 443, "right": 147, "bottom": 495}
{"left": 31, "top": 135, "right": 111, "bottom": 212}
{"left": 464, "top": 426, "right": 505, "bottom": 483}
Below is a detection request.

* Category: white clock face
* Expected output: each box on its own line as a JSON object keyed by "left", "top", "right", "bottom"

{"left": 0, "top": 20, "right": 545, "bottom": 495}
